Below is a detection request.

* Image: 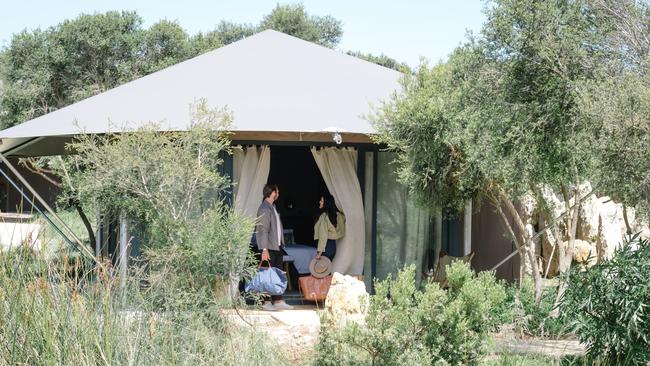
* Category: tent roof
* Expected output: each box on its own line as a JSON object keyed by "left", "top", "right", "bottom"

{"left": 0, "top": 30, "right": 402, "bottom": 156}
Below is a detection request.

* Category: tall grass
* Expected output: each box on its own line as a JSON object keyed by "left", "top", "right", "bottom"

{"left": 0, "top": 245, "right": 287, "bottom": 366}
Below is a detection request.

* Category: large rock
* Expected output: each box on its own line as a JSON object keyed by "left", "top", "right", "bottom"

{"left": 568, "top": 239, "right": 597, "bottom": 267}
{"left": 324, "top": 272, "right": 369, "bottom": 327}
{"left": 538, "top": 183, "right": 649, "bottom": 276}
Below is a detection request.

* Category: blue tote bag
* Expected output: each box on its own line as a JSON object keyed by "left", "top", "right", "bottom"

{"left": 245, "top": 261, "right": 287, "bottom": 296}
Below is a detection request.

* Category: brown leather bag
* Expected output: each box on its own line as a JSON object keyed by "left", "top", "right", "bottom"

{"left": 298, "top": 275, "right": 332, "bottom": 301}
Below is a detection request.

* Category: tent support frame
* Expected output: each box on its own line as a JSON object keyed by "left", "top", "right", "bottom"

{"left": 0, "top": 152, "right": 96, "bottom": 261}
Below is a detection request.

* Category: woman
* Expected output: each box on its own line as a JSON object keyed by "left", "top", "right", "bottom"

{"left": 314, "top": 193, "right": 345, "bottom": 261}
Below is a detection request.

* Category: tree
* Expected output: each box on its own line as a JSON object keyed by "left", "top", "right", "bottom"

{"left": 346, "top": 50, "right": 411, "bottom": 72}
{"left": 374, "top": 0, "right": 633, "bottom": 303}
{"left": 0, "top": 7, "right": 345, "bottom": 131}
{"left": 372, "top": 48, "right": 549, "bottom": 302}
{"left": 468, "top": 0, "right": 605, "bottom": 303}
{"left": 1, "top": 12, "right": 139, "bottom": 128}
{"left": 207, "top": 21, "right": 256, "bottom": 46}
{"left": 141, "top": 20, "right": 193, "bottom": 73}
{"left": 0, "top": 11, "right": 168, "bottom": 129}
{"left": 259, "top": 3, "right": 342, "bottom": 48}
{"left": 575, "top": 0, "right": 650, "bottom": 220}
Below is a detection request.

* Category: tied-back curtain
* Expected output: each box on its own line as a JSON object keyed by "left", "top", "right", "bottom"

{"left": 233, "top": 146, "right": 270, "bottom": 219}
{"left": 311, "top": 147, "right": 365, "bottom": 275}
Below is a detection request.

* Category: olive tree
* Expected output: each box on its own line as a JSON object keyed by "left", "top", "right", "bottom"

{"left": 28, "top": 101, "right": 254, "bottom": 303}
{"left": 374, "top": 0, "right": 650, "bottom": 304}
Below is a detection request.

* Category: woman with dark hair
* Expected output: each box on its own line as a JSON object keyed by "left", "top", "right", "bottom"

{"left": 314, "top": 193, "right": 345, "bottom": 261}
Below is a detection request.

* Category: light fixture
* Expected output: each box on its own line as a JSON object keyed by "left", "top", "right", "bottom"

{"left": 322, "top": 126, "right": 344, "bottom": 145}
{"left": 332, "top": 131, "right": 342, "bottom": 145}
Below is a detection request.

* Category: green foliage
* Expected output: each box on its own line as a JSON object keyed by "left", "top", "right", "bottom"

{"left": 54, "top": 101, "right": 259, "bottom": 306}
{"left": 0, "top": 102, "right": 272, "bottom": 364}
{"left": 61, "top": 100, "right": 230, "bottom": 232}
{"left": 209, "top": 20, "right": 257, "bottom": 45}
{"left": 346, "top": 50, "right": 411, "bottom": 72}
{"left": 466, "top": 0, "right": 604, "bottom": 196}
{"left": 260, "top": 3, "right": 342, "bottom": 48}
{"left": 372, "top": 61, "right": 484, "bottom": 213}
{"left": 315, "top": 263, "right": 507, "bottom": 365}
{"left": 144, "top": 207, "right": 256, "bottom": 311}
{"left": 0, "top": 248, "right": 285, "bottom": 365}
{"left": 0, "top": 6, "right": 344, "bottom": 130}
{"left": 503, "top": 279, "right": 569, "bottom": 339}
{"left": 576, "top": 70, "right": 650, "bottom": 220}
{"left": 559, "top": 234, "right": 650, "bottom": 364}
{"left": 374, "top": 0, "right": 650, "bottom": 223}
{"left": 1, "top": 11, "right": 142, "bottom": 128}
{"left": 0, "top": 11, "right": 220, "bottom": 129}
{"left": 480, "top": 353, "right": 591, "bottom": 366}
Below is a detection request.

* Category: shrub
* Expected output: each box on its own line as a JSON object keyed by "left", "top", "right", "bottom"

{"left": 0, "top": 102, "right": 279, "bottom": 364}
{"left": 559, "top": 233, "right": 650, "bottom": 365}
{"left": 0, "top": 249, "right": 286, "bottom": 365}
{"left": 314, "top": 262, "right": 507, "bottom": 365}
{"left": 503, "top": 279, "right": 570, "bottom": 339}
{"left": 143, "top": 207, "right": 257, "bottom": 310}
{"left": 47, "top": 101, "right": 258, "bottom": 309}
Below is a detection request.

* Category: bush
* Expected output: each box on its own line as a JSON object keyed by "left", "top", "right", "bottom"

{"left": 559, "top": 234, "right": 650, "bottom": 365}
{"left": 0, "top": 244, "right": 285, "bottom": 365}
{"left": 49, "top": 101, "right": 258, "bottom": 309}
{"left": 0, "top": 102, "right": 280, "bottom": 364}
{"left": 501, "top": 279, "right": 570, "bottom": 339}
{"left": 314, "top": 262, "right": 507, "bottom": 365}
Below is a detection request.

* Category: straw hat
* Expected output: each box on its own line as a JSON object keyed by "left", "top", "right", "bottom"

{"left": 309, "top": 257, "right": 332, "bottom": 278}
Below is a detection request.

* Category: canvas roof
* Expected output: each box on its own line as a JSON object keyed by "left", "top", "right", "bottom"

{"left": 0, "top": 30, "right": 402, "bottom": 156}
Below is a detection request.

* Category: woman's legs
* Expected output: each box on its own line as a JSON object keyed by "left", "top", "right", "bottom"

{"left": 323, "top": 239, "right": 336, "bottom": 261}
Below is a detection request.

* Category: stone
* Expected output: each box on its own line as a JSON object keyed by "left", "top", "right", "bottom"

{"left": 324, "top": 272, "right": 369, "bottom": 327}
{"left": 565, "top": 239, "right": 597, "bottom": 267}
{"left": 537, "top": 182, "right": 649, "bottom": 276}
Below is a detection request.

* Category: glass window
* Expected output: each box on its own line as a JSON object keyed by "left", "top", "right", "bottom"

{"left": 375, "top": 152, "right": 434, "bottom": 282}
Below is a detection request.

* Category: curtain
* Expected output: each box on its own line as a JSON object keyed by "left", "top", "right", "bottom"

{"left": 229, "top": 145, "right": 270, "bottom": 301}
{"left": 232, "top": 146, "right": 270, "bottom": 219}
{"left": 376, "top": 152, "right": 432, "bottom": 283}
{"left": 311, "top": 147, "right": 365, "bottom": 275}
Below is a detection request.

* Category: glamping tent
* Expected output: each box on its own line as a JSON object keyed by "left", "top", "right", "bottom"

{"left": 0, "top": 30, "right": 518, "bottom": 283}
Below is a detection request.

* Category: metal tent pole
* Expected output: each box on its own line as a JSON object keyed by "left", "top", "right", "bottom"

{"left": 0, "top": 152, "right": 97, "bottom": 261}
{"left": 0, "top": 167, "right": 76, "bottom": 250}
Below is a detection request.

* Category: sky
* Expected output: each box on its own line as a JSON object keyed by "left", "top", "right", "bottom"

{"left": 0, "top": 1, "right": 487, "bottom": 67}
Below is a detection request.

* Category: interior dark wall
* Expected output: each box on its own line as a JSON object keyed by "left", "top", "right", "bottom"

{"left": 471, "top": 201, "right": 520, "bottom": 281}
{"left": 0, "top": 158, "right": 60, "bottom": 213}
{"left": 267, "top": 146, "right": 328, "bottom": 245}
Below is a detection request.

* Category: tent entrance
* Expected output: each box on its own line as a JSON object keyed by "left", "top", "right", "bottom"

{"left": 268, "top": 146, "right": 327, "bottom": 246}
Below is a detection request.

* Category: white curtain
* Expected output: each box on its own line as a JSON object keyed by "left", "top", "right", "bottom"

{"left": 233, "top": 146, "right": 270, "bottom": 219}
{"left": 311, "top": 147, "right": 365, "bottom": 275}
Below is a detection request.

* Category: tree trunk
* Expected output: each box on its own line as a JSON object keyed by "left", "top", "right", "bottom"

{"left": 622, "top": 204, "right": 632, "bottom": 235}
{"left": 73, "top": 200, "right": 96, "bottom": 253}
{"left": 498, "top": 188, "right": 543, "bottom": 304}
{"left": 530, "top": 185, "right": 562, "bottom": 278}
{"left": 554, "top": 184, "right": 582, "bottom": 312}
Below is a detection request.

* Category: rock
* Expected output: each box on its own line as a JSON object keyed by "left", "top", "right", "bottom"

{"left": 538, "top": 182, "right": 650, "bottom": 276}
{"left": 324, "top": 272, "right": 369, "bottom": 327}
{"left": 565, "top": 239, "right": 597, "bottom": 267}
